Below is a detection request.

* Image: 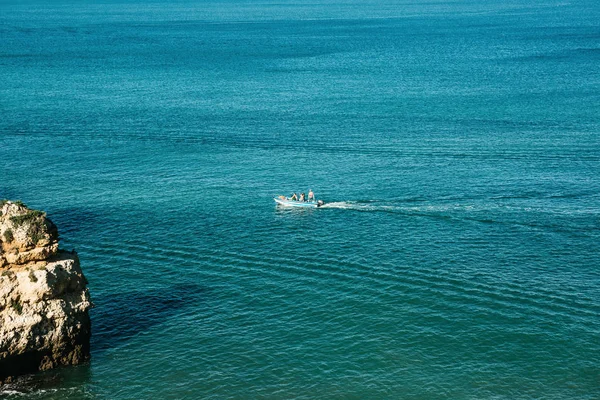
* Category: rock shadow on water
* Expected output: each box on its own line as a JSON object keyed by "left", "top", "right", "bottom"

{"left": 0, "top": 283, "right": 206, "bottom": 396}
{"left": 91, "top": 283, "right": 208, "bottom": 354}
{"left": 48, "top": 206, "right": 106, "bottom": 237}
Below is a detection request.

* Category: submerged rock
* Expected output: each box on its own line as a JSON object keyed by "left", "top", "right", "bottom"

{"left": 0, "top": 201, "right": 91, "bottom": 384}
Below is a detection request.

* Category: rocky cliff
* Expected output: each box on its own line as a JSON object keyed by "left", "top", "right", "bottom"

{"left": 0, "top": 201, "right": 91, "bottom": 383}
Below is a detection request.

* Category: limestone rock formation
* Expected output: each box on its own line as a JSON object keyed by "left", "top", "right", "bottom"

{"left": 0, "top": 201, "right": 91, "bottom": 383}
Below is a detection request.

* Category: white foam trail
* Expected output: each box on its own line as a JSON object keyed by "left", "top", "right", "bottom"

{"left": 321, "top": 201, "right": 367, "bottom": 210}
{"left": 320, "top": 201, "right": 388, "bottom": 211}
{"left": 320, "top": 201, "right": 352, "bottom": 209}
{"left": 321, "top": 201, "right": 484, "bottom": 213}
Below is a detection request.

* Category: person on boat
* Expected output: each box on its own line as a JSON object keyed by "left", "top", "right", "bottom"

{"left": 299, "top": 193, "right": 306, "bottom": 202}
{"left": 290, "top": 193, "right": 298, "bottom": 201}
{"left": 308, "top": 189, "right": 315, "bottom": 202}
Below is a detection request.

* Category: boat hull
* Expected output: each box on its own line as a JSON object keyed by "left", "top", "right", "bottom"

{"left": 274, "top": 198, "right": 320, "bottom": 208}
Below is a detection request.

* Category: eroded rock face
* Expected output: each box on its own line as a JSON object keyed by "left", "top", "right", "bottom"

{"left": 0, "top": 201, "right": 91, "bottom": 383}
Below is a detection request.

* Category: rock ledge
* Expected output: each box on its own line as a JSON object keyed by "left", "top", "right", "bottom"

{"left": 0, "top": 201, "right": 91, "bottom": 384}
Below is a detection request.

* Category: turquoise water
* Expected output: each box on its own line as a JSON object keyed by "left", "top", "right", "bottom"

{"left": 1, "top": 0, "right": 599, "bottom": 398}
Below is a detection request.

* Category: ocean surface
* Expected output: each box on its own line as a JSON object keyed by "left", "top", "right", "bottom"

{"left": 1, "top": 0, "right": 599, "bottom": 398}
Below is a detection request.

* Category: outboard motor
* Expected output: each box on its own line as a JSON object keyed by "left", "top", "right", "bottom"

{"left": 317, "top": 200, "right": 324, "bottom": 207}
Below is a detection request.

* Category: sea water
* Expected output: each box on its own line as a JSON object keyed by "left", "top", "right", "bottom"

{"left": 1, "top": 0, "right": 599, "bottom": 398}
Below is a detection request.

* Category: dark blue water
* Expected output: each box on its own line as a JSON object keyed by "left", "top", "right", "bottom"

{"left": 1, "top": 0, "right": 599, "bottom": 398}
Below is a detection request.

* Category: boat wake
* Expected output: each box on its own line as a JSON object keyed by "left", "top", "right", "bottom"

{"left": 320, "top": 200, "right": 507, "bottom": 218}
{"left": 317, "top": 200, "right": 598, "bottom": 233}
{"left": 319, "top": 200, "right": 503, "bottom": 225}
{"left": 321, "top": 201, "right": 420, "bottom": 212}
{"left": 321, "top": 200, "right": 505, "bottom": 215}
{"left": 320, "top": 201, "right": 382, "bottom": 210}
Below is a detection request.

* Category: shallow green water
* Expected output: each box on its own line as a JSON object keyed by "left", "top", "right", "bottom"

{"left": 1, "top": 1, "right": 599, "bottom": 398}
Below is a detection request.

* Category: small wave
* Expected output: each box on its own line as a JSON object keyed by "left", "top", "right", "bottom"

{"left": 0, "top": 387, "right": 58, "bottom": 397}
{"left": 0, "top": 390, "right": 22, "bottom": 396}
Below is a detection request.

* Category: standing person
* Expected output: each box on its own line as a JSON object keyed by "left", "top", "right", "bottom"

{"left": 308, "top": 189, "right": 315, "bottom": 202}
{"left": 299, "top": 193, "right": 305, "bottom": 202}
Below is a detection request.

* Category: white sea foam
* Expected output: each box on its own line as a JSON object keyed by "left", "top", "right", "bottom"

{"left": 321, "top": 201, "right": 463, "bottom": 213}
